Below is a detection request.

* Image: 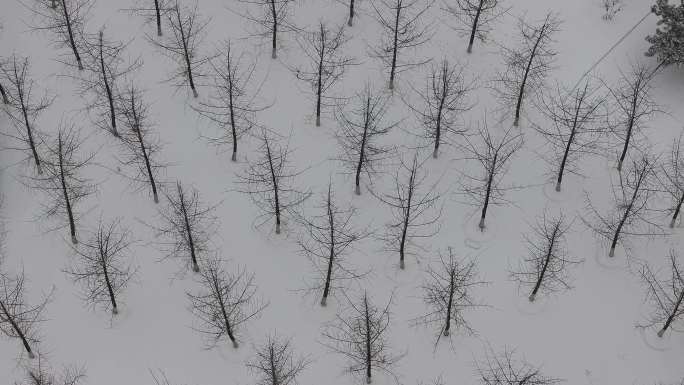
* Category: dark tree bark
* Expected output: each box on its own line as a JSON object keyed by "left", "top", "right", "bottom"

{"left": 322, "top": 292, "right": 401, "bottom": 384}
{"left": 0, "top": 56, "right": 53, "bottom": 175}
{"left": 193, "top": 41, "right": 269, "bottom": 162}
{"left": 64, "top": 218, "right": 134, "bottom": 315}
{"left": 374, "top": 153, "right": 441, "bottom": 269}
{"left": 370, "top": 0, "right": 433, "bottom": 90}
{"left": 443, "top": 0, "right": 507, "bottom": 53}
{"left": 236, "top": 131, "right": 310, "bottom": 235}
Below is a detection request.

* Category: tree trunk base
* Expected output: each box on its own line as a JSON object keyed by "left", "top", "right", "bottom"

{"left": 316, "top": 116, "right": 321, "bottom": 127}
{"left": 112, "top": 307, "right": 119, "bottom": 315}
{"left": 275, "top": 223, "right": 281, "bottom": 234}
{"left": 670, "top": 217, "right": 677, "bottom": 228}
{"left": 71, "top": 235, "right": 78, "bottom": 245}
{"left": 478, "top": 217, "right": 485, "bottom": 232}
{"left": 232, "top": 340, "right": 239, "bottom": 348}
{"left": 192, "top": 89, "right": 199, "bottom": 98}
{"left": 513, "top": 116, "right": 519, "bottom": 127}
{"left": 608, "top": 247, "right": 615, "bottom": 258}
{"left": 657, "top": 328, "right": 665, "bottom": 338}
{"left": 432, "top": 148, "right": 438, "bottom": 158}
{"left": 555, "top": 182, "right": 561, "bottom": 192}
{"left": 192, "top": 263, "right": 200, "bottom": 273}
{"left": 399, "top": 259, "right": 405, "bottom": 270}
{"left": 27, "top": 351, "right": 35, "bottom": 359}
{"left": 77, "top": 61, "right": 83, "bottom": 71}
{"left": 348, "top": 18, "right": 353, "bottom": 27}
{"left": 617, "top": 160, "right": 623, "bottom": 172}
{"left": 320, "top": 297, "right": 327, "bottom": 307}
{"left": 355, "top": 184, "right": 361, "bottom": 195}
{"left": 443, "top": 329, "right": 449, "bottom": 337}
{"left": 157, "top": 29, "right": 162, "bottom": 37}
{"left": 153, "top": 193, "right": 159, "bottom": 204}
{"left": 271, "top": 49, "right": 277, "bottom": 59}
{"left": 366, "top": 376, "right": 372, "bottom": 384}
{"left": 231, "top": 152, "right": 237, "bottom": 162}
{"left": 528, "top": 293, "right": 536, "bottom": 302}
{"left": 467, "top": 44, "right": 473, "bottom": 54}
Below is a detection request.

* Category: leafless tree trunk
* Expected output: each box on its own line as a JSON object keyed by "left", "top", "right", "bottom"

{"left": 234, "top": 0, "right": 297, "bottom": 59}
{"left": 70, "top": 30, "right": 140, "bottom": 137}
{"left": 660, "top": 133, "right": 684, "bottom": 228}
{"left": 28, "top": 123, "right": 95, "bottom": 244}
{"left": 639, "top": 250, "right": 684, "bottom": 338}
{"left": 583, "top": 155, "right": 661, "bottom": 258}
{"left": 246, "top": 334, "right": 309, "bottom": 385}
{"left": 458, "top": 122, "right": 522, "bottom": 231}
{"left": 187, "top": 257, "right": 266, "bottom": 348}
{"left": 370, "top": 0, "right": 434, "bottom": 90}
{"left": 298, "top": 181, "right": 370, "bottom": 306}
{"left": 30, "top": 0, "right": 93, "bottom": 70}
{"left": 152, "top": 181, "right": 218, "bottom": 273}
{"left": 322, "top": 292, "right": 401, "bottom": 384}
{"left": 412, "top": 247, "right": 486, "bottom": 346}
{"left": 293, "top": 23, "right": 355, "bottom": 127}
{"left": 147, "top": 1, "right": 211, "bottom": 98}
{"left": 118, "top": 84, "right": 164, "bottom": 203}
{"left": 533, "top": 80, "right": 609, "bottom": 192}
{"left": 406, "top": 58, "right": 474, "bottom": 158}
{"left": 336, "top": 84, "right": 397, "bottom": 195}
{"left": 510, "top": 211, "right": 581, "bottom": 302}
{"left": 374, "top": 153, "right": 441, "bottom": 269}
{"left": 125, "top": 0, "right": 172, "bottom": 36}
{"left": 443, "top": 0, "right": 508, "bottom": 53}
{"left": 0, "top": 81, "right": 8, "bottom": 104}
{"left": 64, "top": 218, "right": 135, "bottom": 315}
{"left": 348, "top": 0, "right": 356, "bottom": 26}
{"left": 0, "top": 55, "right": 53, "bottom": 175}
{"left": 192, "top": 41, "right": 269, "bottom": 162}
{"left": 0, "top": 269, "right": 52, "bottom": 359}
{"left": 492, "top": 13, "right": 560, "bottom": 127}
{"left": 236, "top": 131, "right": 311, "bottom": 234}
{"left": 604, "top": 62, "right": 658, "bottom": 171}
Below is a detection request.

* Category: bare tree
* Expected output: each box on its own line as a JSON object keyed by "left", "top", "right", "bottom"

{"left": 64, "top": 218, "right": 135, "bottom": 315}
{"left": 412, "top": 247, "right": 486, "bottom": 345}
{"left": 29, "top": 0, "right": 94, "bottom": 70}
{"left": 638, "top": 250, "right": 684, "bottom": 338}
{"left": 583, "top": 156, "right": 661, "bottom": 258}
{"left": 148, "top": 1, "right": 211, "bottom": 97}
{"left": 293, "top": 22, "right": 355, "bottom": 127}
{"left": 375, "top": 153, "right": 441, "bottom": 269}
{"left": 29, "top": 123, "right": 95, "bottom": 244}
{"left": 0, "top": 55, "right": 53, "bottom": 174}
{"left": 234, "top": 0, "right": 298, "bottom": 59}
{"left": 153, "top": 182, "right": 217, "bottom": 273}
{"left": 660, "top": 133, "right": 684, "bottom": 228}
{"left": 347, "top": 0, "right": 357, "bottom": 26}
{"left": 118, "top": 84, "right": 164, "bottom": 203}
{"left": 443, "top": 0, "right": 508, "bottom": 53}
{"left": 510, "top": 212, "right": 581, "bottom": 302}
{"left": 406, "top": 58, "right": 474, "bottom": 158}
{"left": 0, "top": 269, "right": 52, "bottom": 359}
{"left": 15, "top": 355, "right": 86, "bottom": 385}
{"left": 336, "top": 84, "right": 397, "bottom": 195}
{"left": 533, "top": 81, "right": 609, "bottom": 192}
{"left": 298, "top": 181, "right": 369, "bottom": 306}
{"left": 192, "top": 41, "right": 269, "bottom": 162}
{"left": 69, "top": 29, "right": 140, "bottom": 137}
{"left": 246, "top": 334, "right": 309, "bottom": 385}
{"left": 236, "top": 131, "right": 311, "bottom": 234}
{"left": 492, "top": 13, "right": 560, "bottom": 127}
{"left": 475, "top": 346, "right": 564, "bottom": 385}
{"left": 369, "top": 0, "right": 434, "bottom": 90}
{"left": 0, "top": 81, "right": 9, "bottom": 104}
{"left": 322, "top": 292, "right": 401, "bottom": 384}
{"left": 458, "top": 122, "right": 523, "bottom": 232}
{"left": 125, "top": 0, "right": 173, "bottom": 36}
{"left": 604, "top": 63, "right": 659, "bottom": 171}
{"left": 187, "top": 257, "right": 266, "bottom": 348}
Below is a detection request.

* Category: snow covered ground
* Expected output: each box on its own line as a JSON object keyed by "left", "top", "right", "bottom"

{"left": 1, "top": 0, "right": 684, "bottom": 384}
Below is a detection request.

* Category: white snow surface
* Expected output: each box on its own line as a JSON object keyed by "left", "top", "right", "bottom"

{"left": 1, "top": 0, "right": 684, "bottom": 384}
